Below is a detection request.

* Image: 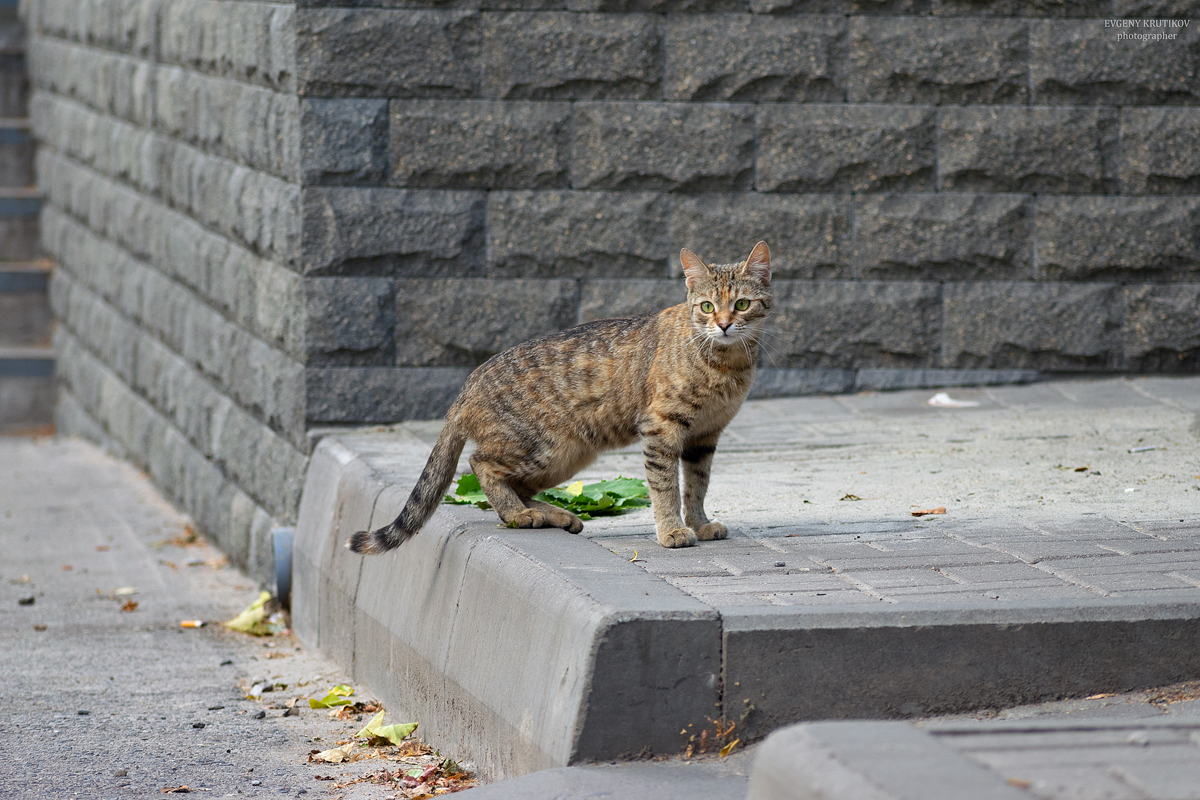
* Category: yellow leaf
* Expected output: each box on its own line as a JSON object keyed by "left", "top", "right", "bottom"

{"left": 565, "top": 481, "right": 584, "bottom": 497}
{"left": 719, "top": 739, "right": 740, "bottom": 757}
{"left": 311, "top": 744, "right": 355, "bottom": 764}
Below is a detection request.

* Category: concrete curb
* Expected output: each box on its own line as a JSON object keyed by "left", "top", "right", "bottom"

{"left": 293, "top": 433, "right": 720, "bottom": 780}
{"left": 293, "top": 423, "right": 1200, "bottom": 780}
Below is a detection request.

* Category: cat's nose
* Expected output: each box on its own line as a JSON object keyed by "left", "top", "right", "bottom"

{"left": 717, "top": 321, "right": 733, "bottom": 332}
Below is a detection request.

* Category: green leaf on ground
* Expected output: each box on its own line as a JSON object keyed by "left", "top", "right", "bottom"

{"left": 223, "top": 590, "right": 288, "bottom": 636}
{"left": 309, "top": 684, "right": 355, "bottom": 709}
{"left": 354, "top": 710, "right": 418, "bottom": 746}
{"left": 444, "top": 474, "right": 650, "bottom": 521}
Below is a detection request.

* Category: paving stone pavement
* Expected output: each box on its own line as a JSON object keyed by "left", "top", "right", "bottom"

{"left": 570, "top": 377, "right": 1200, "bottom": 611}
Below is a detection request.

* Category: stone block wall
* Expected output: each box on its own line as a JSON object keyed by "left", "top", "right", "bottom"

{"left": 26, "top": 0, "right": 1200, "bottom": 578}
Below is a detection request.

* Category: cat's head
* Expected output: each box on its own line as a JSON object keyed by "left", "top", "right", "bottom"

{"left": 680, "top": 241, "right": 772, "bottom": 348}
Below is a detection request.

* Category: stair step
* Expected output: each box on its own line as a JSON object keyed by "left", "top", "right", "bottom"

{"left": 0, "top": 189, "right": 41, "bottom": 260}
{"left": 0, "top": 118, "right": 31, "bottom": 187}
{"left": 0, "top": 263, "right": 53, "bottom": 347}
{"left": 0, "top": 346, "right": 54, "bottom": 377}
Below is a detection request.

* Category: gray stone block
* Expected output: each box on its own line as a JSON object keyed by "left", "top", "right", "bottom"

{"left": 301, "top": 99, "right": 389, "bottom": 186}
{"left": 750, "top": 0, "right": 928, "bottom": 13}
{"left": 570, "top": 0, "right": 746, "bottom": 9}
{"left": 389, "top": 99, "right": 570, "bottom": 189}
{"left": 939, "top": 107, "right": 1118, "bottom": 194}
{"left": 578, "top": 279, "right": 683, "bottom": 323}
{"left": 849, "top": 18, "right": 1028, "bottom": 105}
{"left": 767, "top": 280, "right": 942, "bottom": 370}
{"left": 1031, "top": 20, "right": 1200, "bottom": 106}
{"left": 302, "top": 187, "right": 486, "bottom": 276}
{"left": 932, "top": 0, "right": 1110, "bottom": 15}
{"left": 296, "top": 9, "right": 480, "bottom": 97}
{"left": 1120, "top": 108, "right": 1200, "bottom": 195}
{"left": 305, "top": 277, "right": 397, "bottom": 366}
{"left": 757, "top": 104, "right": 935, "bottom": 193}
{"left": 1114, "top": 0, "right": 1199, "bottom": 14}
{"left": 158, "top": 0, "right": 296, "bottom": 92}
{"left": 942, "top": 282, "right": 1124, "bottom": 371}
{"left": 665, "top": 15, "right": 846, "bottom": 102}
{"left": 482, "top": 12, "right": 661, "bottom": 100}
{"left": 393, "top": 278, "right": 579, "bottom": 366}
{"left": 487, "top": 191, "right": 671, "bottom": 279}
{"left": 669, "top": 194, "right": 852, "bottom": 280}
{"left": 854, "top": 193, "right": 1033, "bottom": 281}
{"left": 305, "top": 366, "right": 472, "bottom": 423}
{"left": 1124, "top": 284, "right": 1200, "bottom": 373}
{"left": 572, "top": 102, "right": 755, "bottom": 192}
{"left": 1036, "top": 196, "right": 1200, "bottom": 282}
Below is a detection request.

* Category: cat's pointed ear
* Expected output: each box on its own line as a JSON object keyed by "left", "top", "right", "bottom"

{"left": 680, "top": 248, "right": 710, "bottom": 291}
{"left": 742, "top": 241, "right": 771, "bottom": 286}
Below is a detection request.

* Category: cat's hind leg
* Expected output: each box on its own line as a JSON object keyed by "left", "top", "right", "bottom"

{"left": 524, "top": 499, "right": 584, "bottom": 534}
{"left": 470, "top": 453, "right": 552, "bottom": 529}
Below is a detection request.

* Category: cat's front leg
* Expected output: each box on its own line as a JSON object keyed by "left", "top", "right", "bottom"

{"left": 681, "top": 435, "right": 727, "bottom": 541}
{"left": 641, "top": 435, "right": 696, "bottom": 548}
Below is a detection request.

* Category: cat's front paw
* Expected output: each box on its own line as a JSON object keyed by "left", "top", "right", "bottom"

{"left": 509, "top": 509, "right": 549, "bottom": 528}
{"left": 696, "top": 522, "right": 728, "bottom": 541}
{"left": 657, "top": 527, "right": 697, "bottom": 548}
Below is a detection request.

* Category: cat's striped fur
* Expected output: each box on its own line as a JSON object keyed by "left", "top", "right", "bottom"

{"left": 349, "top": 241, "right": 772, "bottom": 553}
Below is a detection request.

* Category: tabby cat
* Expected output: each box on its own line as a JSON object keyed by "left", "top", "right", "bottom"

{"left": 349, "top": 241, "right": 772, "bottom": 553}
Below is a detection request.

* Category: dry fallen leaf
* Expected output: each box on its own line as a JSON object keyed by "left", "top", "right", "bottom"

{"left": 120, "top": 599, "right": 139, "bottom": 612}
{"left": 1005, "top": 777, "right": 1032, "bottom": 789}
{"left": 911, "top": 507, "right": 947, "bottom": 517}
{"left": 310, "top": 744, "right": 355, "bottom": 764}
{"left": 839, "top": 494, "right": 863, "bottom": 501}
{"left": 161, "top": 786, "right": 190, "bottom": 794}
{"left": 1085, "top": 693, "right": 1115, "bottom": 700}
{"left": 95, "top": 545, "right": 109, "bottom": 552}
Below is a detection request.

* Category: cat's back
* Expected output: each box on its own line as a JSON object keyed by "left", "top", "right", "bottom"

{"left": 453, "top": 309, "right": 676, "bottom": 440}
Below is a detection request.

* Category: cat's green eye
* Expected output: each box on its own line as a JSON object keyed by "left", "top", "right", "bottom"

{"left": 734, "top": 298, "right": 751, "bottom": 311}
{"left": 700, "top": 301, "right": 715, "bottom": 313}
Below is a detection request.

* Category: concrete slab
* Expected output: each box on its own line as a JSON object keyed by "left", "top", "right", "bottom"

{"left": 292, "top": 377, "right": 1200, "bottom": 782}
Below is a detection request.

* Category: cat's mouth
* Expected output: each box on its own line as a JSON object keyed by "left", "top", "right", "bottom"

{"left": 708, "top": 327, "right": 742, "bottom": 345}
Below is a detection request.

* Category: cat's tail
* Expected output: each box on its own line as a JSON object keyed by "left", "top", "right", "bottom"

{"left": 347, "top": 419, "right": 468, "bottom": 555}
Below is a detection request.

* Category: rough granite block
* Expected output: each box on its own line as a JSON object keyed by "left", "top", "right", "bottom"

{"left": 1120, "top": 108, "right": 1200, "bottom": 195}
{"left": 392, "top": 278, "right": 578, "bottom": 366}
{"left": 854, "top": 193, "right": 1033, "bottom": 281}
{"left": 389, "top": 99, "right": 570, "bottom": 189}
{"left": 669, "top": 194, "right": 851, "bottom": 280}
{"left": 850, "top": 18, "right": 1028, "bottom": 104}
{"left": 301, "top": 99, "right": 389, "bottom": 186}
{"left": 570, "top": 0, "right": 746, "bottom": 9}
{"left": 482, "top": 12, "right": 660, "bottom": 100}
{"left": 932, "top": 0, "right": 1110, "bottom": 14}
{"left": 1032, "top": 20, "right": 1200, "bottom": 106}
{"left": 572, "top": 102, "right": 755, "bottom": 192}
{"left": 158, "top": 0, "right": 296, "bottom": 92}
{"left": 757, "top": 104, "right": 935, "bottom": 193}
{"left": 34, "top": 0, "right": 157, "bottom": 59}
{"left": 939, "top": 107, "right": 1118, "bottom": 195}
{"left": 306, "top": 366, "right": 472, "bottom": 423}
{"left": 942, "top": 282, "right": 1124, "bottom": 371}
{"left": 306, "top": 277, "right": 397, "bottom": 366}
{"left": 296, "top": 8, "right": 480, "bottom": 97}
{"left": 487, "top": 191, "right": 671, "bottom": 279}
{"left": 1036, "top": 196, "right": 1200, "bottom": 282}
{"left": 302, "top": 187, "right": 486, "bottom": 277}
{"left": 768, "top": 280, "right": 942, "bottom": 369}
{"left": 1114, "top": 0, "right": 1199, "bottom": 14}
{"left": 751, "top": 0, "right": 927, "bottom": 12}
{"left": 665, "top": 15, "right": 846, "bottom": 102}
{"left": 1125, "top": 284, "right": 1200, "bottom": 372}
{"left": 578, "top": 279, "right": 683, "bottom": 322}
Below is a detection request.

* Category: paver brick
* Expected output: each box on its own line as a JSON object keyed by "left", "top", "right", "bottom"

{"left": 572, "top": 102, "right": 755, "bottom": 192}
{"left": 756, "top": 104, "right": 936, "bottom": 193}
{"left": 487, "top": 190, "right": 671, "bottom": 278}
{"left": 392, "top": 277, "right": 578, "bottom": 367}
{"left": 939, "top": 107, "right": 1118, "bottom": 194}
{"left": 296, "top": 9, "right": 480, "bottom": 97}
{"left": 389, "top": 99, "right": 570, "bottom": 189}
{"left": 1036, "top": 196, "right": 1200, "bottom": 283}
{"left": 854, "top": 193, "right": 1032, "bottom": 281}
{"left": 1120, "top": 108, "right": 1200, "bottom": 195}
{"left": 665, "top": 15, "right": 846, "bottom": 102}
{"left": 849, "top": 18, "right": 1028, "bottom": 105}
{"left": 482, "top": 12, "right": 661, "bottom": 100}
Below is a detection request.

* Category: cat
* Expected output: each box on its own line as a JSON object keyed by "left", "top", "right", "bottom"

{"left": 349, "top": 240, "right": 772, "bottom": 553}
